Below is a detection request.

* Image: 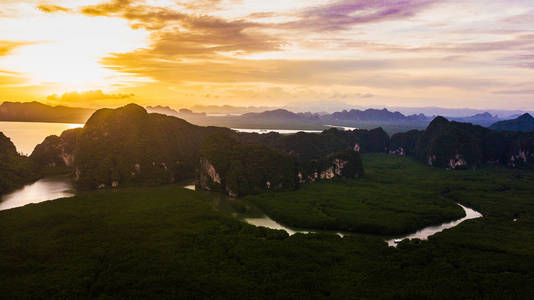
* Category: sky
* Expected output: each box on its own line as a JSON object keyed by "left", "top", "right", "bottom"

{"left": 0, "top": 0, "right": 533, "bottom": 110}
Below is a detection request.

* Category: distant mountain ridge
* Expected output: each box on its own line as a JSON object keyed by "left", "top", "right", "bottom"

{"left": 241, "top": 109, "right": 319, "bottom": 120}
{"left": 2, "top": 101, "right": 531, "bottom": 135}
{"left": 0, "top": 101, "right": 94, "bottom": 123}
{"left": 489, "top": 113, "right": 534, "bottom": 132}
{"left": 448, "top": 112, "right": 501, "bottom": 127}
{"left": 325, "top": 108, "right": 427, "bottom": 122}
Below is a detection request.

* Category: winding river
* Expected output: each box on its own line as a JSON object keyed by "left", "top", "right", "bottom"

{"left": 386, "top": 204, "right": 483, "bottom": 247}
{"left": 184, "top": 184, "right": 482, "bottom": 243}
{"left": 0, "top": 179, "right": 483, "bottom": 247}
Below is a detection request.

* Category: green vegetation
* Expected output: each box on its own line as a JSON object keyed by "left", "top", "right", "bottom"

{"left": 240, "top": 127, "right": 389, "bottom": 161}
{"left": 74, "top": 104, "right": 232, "bottom": 189}
{"left": 200, "top": 134, "right": 298, "bottom": 196}
{"left": 1, "top": 179, "right": 534, "bottom": 298}
{"left": 248, "top": 154, "right": 534, "bottom": 236}
{"left": 391, "top": 116, "right": 534, "bottom": 169}
{"left": 0, "top": 132, "right": 39, "bottom": 194}
{"left": 247, "top": 154, "right": 464, "bottom": 235}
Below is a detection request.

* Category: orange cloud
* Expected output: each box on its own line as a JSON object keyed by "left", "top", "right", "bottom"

{"left": 46, "top": 90, "right": 135, "bottom": 107}
{"left": 37, "top": 4, "right": 71, "bottom": 13}
{"left": 0, "top": 41, "right": 34, "bottom": 56}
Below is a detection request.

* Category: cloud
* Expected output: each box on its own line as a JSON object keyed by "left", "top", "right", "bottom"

{"left": 37, "top": 4, "right": 71, "bottom": 13}
{"left": 282, "top": 0, "right": 440, "bottom": 31}
{"left": 101, "top": 51, "right": 500, "bottom": 89}
{"left": 46, "top": 90, "right": 134, "bottom": 106}
{"left": 0, "top": 41, "right": 35, "bottom": 56}
{"left": 69, "top": 0, "right": 534, "bottom": 109}
{"left": 0, "top": 71, "right": 27, "bottom": 86}
{"left": 492, "top": 89, "right": 534, "bottom": 95}
{"left": 80, "top": 0, "right": 281, "bottom": 55}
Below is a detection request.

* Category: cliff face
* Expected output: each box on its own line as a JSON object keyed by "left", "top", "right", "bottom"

{"left": 298, "top": 149, "right": 364, "bottom": 183}
{"left": 73, "top": 104, "right": 232, "bottom": 189}
{"left": 0, "top": 132, "right": 38, "bottom": 194}
{"left": 389, "top": 130, "right": 423, "bottom": 156}
{"left": 198, "top": 134, "right": 298, "bottom": 197}
{"left": 198, "top": 134, "right": 365, "bottom": 197}
{"left": 30, "top": 128, "right": 81, "bottom": 171}
{"left": 30, "top": 103, "right": 369, "bottom": 193}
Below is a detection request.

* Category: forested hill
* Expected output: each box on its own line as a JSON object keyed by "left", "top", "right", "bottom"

{"left": 489, "top": 113, "right": 534, "bottom": 132}
{"left": 390, "top": 116, "right": 534, "bottom": 169}
{"left": 31, "top": 104, "right": 384, "bottom": 193}
{"left": 0, "top": 132, "right": 38, "bottom": 194}
{"left": 0, "top": 101, "right": 94, "bottom": 123}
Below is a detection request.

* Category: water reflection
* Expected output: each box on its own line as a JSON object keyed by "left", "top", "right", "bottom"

{"left": 0, "top": 177, "right": 75, "bottom": 211}
{"left": 324, "top": 125, "right": 360, "bottom": 131}
{"left": 244, "top": 216, "right": 309, "bottom": 236}
{"left": 232, "top": 128, "right": 322, "bottom": 134}
{"left": 184, "top": 184, "right": 339, "bottom": 236}
{"left": 0, "top": 121, "right": 84, "bottom": 155}
{"left": 386, "top": 204, "right": 483, "bottom": 247}
{"left": 184, "top": 184, "right": 196, "bottom": 191}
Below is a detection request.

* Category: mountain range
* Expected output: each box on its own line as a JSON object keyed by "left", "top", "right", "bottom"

{"left": 2, "top": 101, "right": 534, "bottom": 134}
{"left": 0, "top": 101, "right": 94, "bottom": 123}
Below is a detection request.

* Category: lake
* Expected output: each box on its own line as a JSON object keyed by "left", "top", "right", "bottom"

{"left": 0, "top": 121, "right": 84, "bottom": 155}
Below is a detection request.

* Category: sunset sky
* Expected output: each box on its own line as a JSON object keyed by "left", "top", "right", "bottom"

{"left": 0, "top": 0, "right": 533, "bottom": 110}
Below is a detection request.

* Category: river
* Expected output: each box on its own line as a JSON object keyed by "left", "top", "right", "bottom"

{"left": 386, "top": 204, "right": 483, "bottom": 247}
{"left": 183, "top": 184, "right": 481, "bottom": 242}
{"left": 1, "top": 178, "right": 483, "bottom": 246}
{"left": 0, "top": 177, "right": 75, "bottom": 211}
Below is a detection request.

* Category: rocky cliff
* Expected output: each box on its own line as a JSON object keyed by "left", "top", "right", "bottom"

{"left": 198, "top": 133, "right": 365, "bottom": 197}
{"left": 72, "top": 104, "right": 233, "bottom": 189}
{"left": 30, "top": 128, "right": 81, "bottom": 173}
{"left": 31, "top": 104, "right": 371, "bottom": 192}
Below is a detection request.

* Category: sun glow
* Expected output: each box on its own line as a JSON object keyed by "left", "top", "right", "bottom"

{"left": 0, "top": 6, "right": 149, "bottom": 92}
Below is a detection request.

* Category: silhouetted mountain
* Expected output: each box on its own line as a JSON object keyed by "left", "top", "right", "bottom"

{"left": 390, "top": 116, "right": 534, "bottom": 169}
{"left": 0, "top": 132, "right": 38, "bottom": 194}
{"left": 191, "top": 104, "right": 274, "bottom": 115}
{"left": 389, "top": 130, "right": 423, "bottom": 156}
{"left": 145, "top": 105, "right": 179, "bottom": 116}
{"left": 241, "top": 109, "right": 319, "bottom": 120}
{"left": 324, "top": 108, "right": 428, "bottom": 123}
{"left": 489, "top": 113, "right": 534, "bottom": 132}
{"left": 0, "top": 101, "right": 94, "bottom": 123}
{"left": 33, "top": 104, "right": 372, "bottom": 192}
{"left": 30, "top": 128, "right": 82, "bottom": 173}
{"left": 199, "top": 131, "right": 365, "bottom": 196}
